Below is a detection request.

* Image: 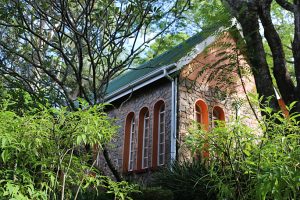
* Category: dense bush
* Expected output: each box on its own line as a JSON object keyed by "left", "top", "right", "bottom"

{"left": 0, "top": 98, "right": 136, "bottom": 200}
{"left": 76, "top": 189, "right": 114, "bottom": 200}
{"left": 75, "top": 186, "right": 173, "bottom": 200}
{"left": 186, "top": 103, "right": 300, "bottom": 199}
{"left": 151, "top": 161, "right": 216, "bottom": 200}
{"left": 130, "top": 187, "right": 174, "bottom": 200}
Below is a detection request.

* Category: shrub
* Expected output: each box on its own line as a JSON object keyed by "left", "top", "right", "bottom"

{"left": 186, "top": 104, "right": 300, "bottom": 199}
{"left": 151, "top": 161, "right": 217, "bottom": 200}
{"left": 130, "top": 187, "right": 174, "bottom": 200}
{"left": 76, "top": 189, "right": 114, "bottom": 200}
{"left": 0, "top": 99, "right": 136, "bottom": 200}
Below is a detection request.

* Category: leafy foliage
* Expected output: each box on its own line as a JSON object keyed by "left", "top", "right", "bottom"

{"left": 135, "top": 33, "right": 189, "bottom": 64}
{"left": 186, "top": 104, "right": 300, "bottom": 199}
{"left": 0, "top": 0, "right": 190, "bottom": 108}
{"left": 263, "top": 2, "right": 295, "bottom": 85}
{"left": 151, "top": 161, "right": 217, "bottom": 200}
{"left": 0, "top": 98, "right": 136, "bottom": 200}
{"left": 130, "top": 187, "right": 174, "bottom": 200}
{"left": 0, "top": 0, "right": 191, "bottom": 179}
{"left": 135, "top": 0, "right": 232, "bottom": 66}
{"left": 183, "top": 0, "right": 231, "bottom": 31}
{"left": 223, "top": 0, "right": 300, "bottom": 113}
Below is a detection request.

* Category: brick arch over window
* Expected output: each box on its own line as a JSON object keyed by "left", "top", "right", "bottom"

{"left": 123, "top": 112, "right": 135, "bottom": 172}
{"left": 212, "top": 106, "right": 225, "bottom": 127}
{"left": 152, "top": 100, "right": 166, "bottom": 168}
{"left": 137, "top": 107, "right": 150, "bottom": 170}
{"left": 195, "top": 99, "right": 209, "bottom": 130}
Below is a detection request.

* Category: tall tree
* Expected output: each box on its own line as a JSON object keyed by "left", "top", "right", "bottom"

{"left": 134, "top": 0, "right": 232, "bottom": 66}
{"left": 223, "top": 0, "right": 300, "bottom": 113}
{"left": 0, "top": 0, "right": 190, "bottom": 180}
{"left": 0, "top": 0, "right": 189, "bottom": 108}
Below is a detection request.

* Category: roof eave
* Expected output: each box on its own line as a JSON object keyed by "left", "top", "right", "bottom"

{"left": 104, "top": 27, "right": 222, "bottom": 103}
{"left": 104, "top": 63, "right": 177, "bottom": 103}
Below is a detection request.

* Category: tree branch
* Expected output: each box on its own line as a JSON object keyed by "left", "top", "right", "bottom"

{"left": 275, "top": 0, "right": 294, "bottom": 11}
{"left": 258, "top": 0, "right": 296, "bottom": 105}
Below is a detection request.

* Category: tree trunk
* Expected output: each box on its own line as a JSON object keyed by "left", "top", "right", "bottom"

{"left": 292, "top": 0, "right": 300, "bottom": 112}
{"left": 102, "top": 145, "right": 122, "bottom": 182}
{"left": 258, "top": 1, "right": 296, "bottom": 106}
{"left": 225, "top": 0, "right": 280, "bottom": 111}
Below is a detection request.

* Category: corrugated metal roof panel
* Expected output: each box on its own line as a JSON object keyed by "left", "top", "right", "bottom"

{"left": 106, "top": 27, "right": 217, "bottom": 96}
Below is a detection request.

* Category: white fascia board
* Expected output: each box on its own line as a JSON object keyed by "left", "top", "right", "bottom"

{"left": 176, "top": 34, "right": 217, "bottom": 69}
{"left": 176, "top": 25, "right": 240, "bottom": 70}
{"left": 105, "top": 64, "right": 176, "bottom": 103}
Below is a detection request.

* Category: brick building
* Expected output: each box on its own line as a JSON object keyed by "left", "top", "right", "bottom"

{"left": 97, "top": 28, "right": 258, "bottom": 178}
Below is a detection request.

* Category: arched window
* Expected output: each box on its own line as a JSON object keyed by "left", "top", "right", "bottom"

{"left": 152, "top": 100, "right": 166, "bottom": 167}
{"left": 212, "top": 106, "right": 225, "bottom": 127}
{"left": 195, "top": 99, "right": 209, "bottom": 130}
{"left": 123, "top": 112, "right": 135, "bottom": 172}
{"left": 137, "top": 107, "right": 150, "bottom": 170}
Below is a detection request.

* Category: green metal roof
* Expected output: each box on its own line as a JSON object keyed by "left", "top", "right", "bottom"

{"left": 105, "top": 28, "right": 217, "bottom": 97}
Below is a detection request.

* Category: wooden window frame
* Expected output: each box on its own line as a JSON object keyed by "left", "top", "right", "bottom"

{"left": 152, "top": 100, "right": 166, "bottom": 168}
{"left": 123, "top": 112, "right": 135, "bottom": 172}
{"left": 212, "top": 106, "right": 225, "bottom": 127}
{"left": 158, "top": 104, "right": 165, "bottom": 166}
{"left": 137, "top": 107, "right": 150, "bottom": 170}
{"left": 142, "top": 110, "right": 150, "bottom": 169}
{"left": 194, "top": 99, "right": 209, "bottom": 130}
{"left": 128, "top": 117, "right": 135, "bottom": 171}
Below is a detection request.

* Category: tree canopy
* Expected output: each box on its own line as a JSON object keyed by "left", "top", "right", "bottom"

{"left": 0, "top": 0, "right": 190, "bottom": 180}
{"left": 0, "top": 0, "right": 300, "bottom": 192}
{"left": 223, "top": 0, "right": 300, "bottom": 113}
{"left": 139, "top": 0, "right": 300, "bottom": 114}
{"left": 0, "top": 0, "right": 190, "bottom": 109}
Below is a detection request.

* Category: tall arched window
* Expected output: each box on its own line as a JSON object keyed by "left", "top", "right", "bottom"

{"left": 123, "top": 112, "right": 135, "bottom": 172}
{"left": 152, "top": 100, "right": 166, "bottom": 167}
{"left": 212, "top": 106, "right": 225, "bottom": 127}
{"left": 137, "top": 107, "right": 150, "bottom": 170}
{"left": 195, "top": 99, "right": 209, "bottom": 130}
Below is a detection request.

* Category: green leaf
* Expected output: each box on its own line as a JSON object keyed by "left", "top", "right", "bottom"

{"left": 76, "top": 135, "right": 82, "bottom": 145}
{"left": 82, "top": 134, "right": 87, "bottom": 144}
{"left": 243, "top": 149, "right": 251, "bottom": 157}
{"left": 1, "top": 137, "right": 7, "bottom": 148}
{"left": 1, "top": 149, "right": 9, "bottom": 163}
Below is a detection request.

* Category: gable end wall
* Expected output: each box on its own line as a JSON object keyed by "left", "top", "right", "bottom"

{"left": 177, "top": 35, "right": 260, "bottom": 160}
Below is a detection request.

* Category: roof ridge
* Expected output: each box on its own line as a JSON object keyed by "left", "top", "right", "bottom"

{"left": 113, "top": 25, "right": 220, "bottom": 78}
{"left": 106, "top": 26, "right": 220, "bottom": 97}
